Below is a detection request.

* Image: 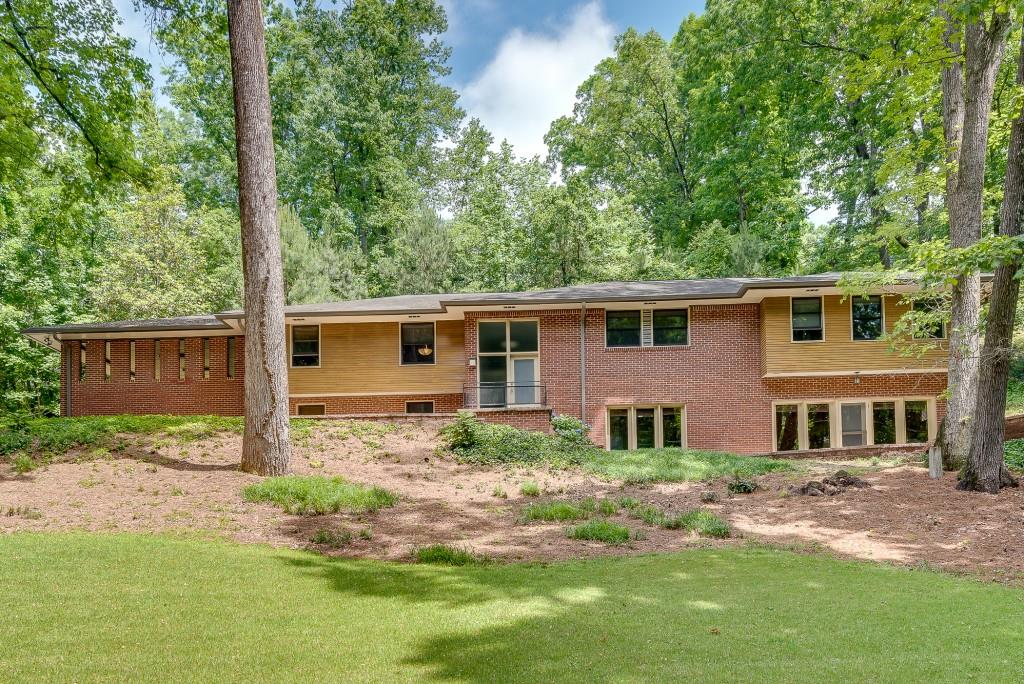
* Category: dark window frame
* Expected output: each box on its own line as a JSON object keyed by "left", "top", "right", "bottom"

{"left": 296, "top": 403, "right": 326, "bottom": 416}
{"left": 605, "top": 310, "right": 642, "bottom": 348}
{"left": 178, "top": 339, "right": 186, "bottom": 380}
{"left": 104, "top": 341, "right": 111, "bottom": 382}
{"left": 405, "top": 400, "right": 435, "bottom": 414}
{"left": 791, "top": 297, "right": 824, "bottom": 342}
{"left": 401, "top": 322, "right": 436, "bottom": 365}
{"left": 129, "top": 340, "right": 136, "bottom": 382}
{"left": 154, "top": 340, "right": 161, "bottom": 381}
{"left": 79, "top": 341, "right": 87, "bottom": 382}
{"left": 227, "top": 337, "right": 236, "bottom": 378}
{"left": 851, "top": 295, "right": 884, "bottom": 341}
{"left": 290, "top": 325, "right": 320, "bottom": 368}
{"left": 652, "top": 309, "right": 689, "bottom": 347}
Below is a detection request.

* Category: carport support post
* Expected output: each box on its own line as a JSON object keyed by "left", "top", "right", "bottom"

{"left": 928, "top": 446, "right": 943, "bottom": 479}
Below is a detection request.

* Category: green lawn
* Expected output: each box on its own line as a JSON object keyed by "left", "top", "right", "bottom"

{"left": 2, "top": 534, "right": 1022, "bottom": 683}
{"left": 583, "top": 447, "right": 793, "bottom": 484}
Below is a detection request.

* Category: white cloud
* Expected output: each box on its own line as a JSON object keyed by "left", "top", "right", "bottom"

{"left": 460, "top": 1, "right": 614, "bottom": 160}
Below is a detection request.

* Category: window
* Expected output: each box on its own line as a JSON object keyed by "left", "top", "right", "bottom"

{"left": 606, "top": 311, "right": 641, "bottom": 347}
{"left": 913, "top": 300, "right": 946, "bottom": 339}
{"left": 607, "top": 406, "right": 685, "bottom": 450}
{"left": 104, "top": 341, "right": 111, "bottom": 382}
{"left": 130, "top": 341, "right": 136, "bottom": 382}
{"left": 851, "top": 295, "right": 883, "bottom": 341}
{"left": 291, "top": 325, "right": 319, "bottom": 367}
{"left": 840, "top": 403, "right": 866, "bottom": 447}
{"left": 296, "top": 404, "right": 326, "bottom": 416}
{"left": 872, "top": 401, "right": 896, "bottom": 445}
{"left": 79, "top": 342, "right": 87, "bottom": 382}
{"left": 807, "top": 403, "right": 831, "bottom": 449}
{"left": 905, "top": 400, "right": 929, "bottom": 442}
{"left": 477, "top": 320, "right": 539, "bottom": 407}
{"left": 178, "top": 339, "right": 186, "bottom": 380}
{"left": 775, "top": 404, "right": 800, "bottom": 451}
{"left": 154, "top": 340, "right": 161, "bottom": 381}
{"left": 653, "top": 310, "right": 688, "bottom": 346}
{"left": 227, "top": 337, "right": 236, "bottom": 378}
{"left": 405, "top": 400, "right": 435, "bottom": 414}
{"left": 203, "top": 338, "right": 210, "bottom": 379}
{"left": 401, "top": 323, "right": 435, "bottom": 364}
{"left": 792, "top": 297, "right": 823, "bottom": 341}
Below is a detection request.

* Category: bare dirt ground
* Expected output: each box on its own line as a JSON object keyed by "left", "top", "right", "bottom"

{"left": 1, "top": 420, "right": 1022, "bottom": 579}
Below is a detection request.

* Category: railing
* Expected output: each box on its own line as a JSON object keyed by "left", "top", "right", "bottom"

{"left": 463, "top": 383, "right": 547, "bottom": 409}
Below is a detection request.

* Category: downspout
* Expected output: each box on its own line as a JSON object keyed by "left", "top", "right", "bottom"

{"left": 579, "top": 302, "right": 586, "bottom": 421}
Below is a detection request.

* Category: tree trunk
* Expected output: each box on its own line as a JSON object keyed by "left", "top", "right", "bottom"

{"left": 228, "top": 0, "right": 291, "bottom": 475}
{"left": 939, "top": 8, "right": 1010, "bottom": 470}
{"left": 961, "top": 32, "right": 1024, "bottom": 494}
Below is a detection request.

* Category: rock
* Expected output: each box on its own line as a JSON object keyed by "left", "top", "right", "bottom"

{"left": 700, "top": 491, "right": 720, "bottom": 503}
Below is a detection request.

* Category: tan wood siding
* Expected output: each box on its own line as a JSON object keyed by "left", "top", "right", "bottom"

{"left": 761, "top": 295, "right": 947, "bottom": 376}
{"left": 288, "top": 320, "right": 464, "bottom": 395}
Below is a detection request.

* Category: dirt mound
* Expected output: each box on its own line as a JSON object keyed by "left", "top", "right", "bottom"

{"left": 789, "top": 470, "right": 870, "bottom": 497}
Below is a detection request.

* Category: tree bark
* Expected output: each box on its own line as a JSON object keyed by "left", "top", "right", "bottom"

{"left": 227, "top": 0, "right": 291, "bottom": 475}
{"left": 939, "top": 7, "right": 1010, "bottom": 470}
{"left": 961, "top": 31, "right": 1024, "bottom": 494}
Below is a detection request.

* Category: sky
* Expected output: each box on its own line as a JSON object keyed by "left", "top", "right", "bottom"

{"left": 113, "top": 0, "right": 704, "bottom": 160}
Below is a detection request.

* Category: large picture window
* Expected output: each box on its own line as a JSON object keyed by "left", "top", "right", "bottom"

{"left": 774, "top": 398, "right": 934, "bottom": 452}
{"left": 606, "top": 311, "right": 641, "bottom": 347}
{"left": 851, "top": 295, "right": 883, "bottom": 341}
{"left": 401, "top": 322, "right": 435, "bottom": 365}
{"left": 607, "top": 405, "right": 686, "bottom": 450}
{"left": 291, "top": 325, "right": 320, "bottom": 367}
{"left": 791, "top": 297, "right": 824, "bottom": 341}
{"left": 653, "top": 309, "right": 688, "bottom": 346}
{"left": 477, "top": 320, "right": 539, "bottom": 407}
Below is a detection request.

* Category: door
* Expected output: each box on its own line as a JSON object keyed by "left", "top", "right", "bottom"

{"left": 512, "top": 358, "right": 537, "bottom": 405}
{"left": 479, "top": 356, "right": 507, "bottom": 407}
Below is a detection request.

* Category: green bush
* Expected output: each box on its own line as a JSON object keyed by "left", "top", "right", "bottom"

{"left": 1004, "top": 440, "right": 1024, "bottom": 471}
{"left": 439, "top": 412, "right": 596, "bottom": 466}
{"left": 566, "top": 519, "right": 631, "bottom": 544}
{"left": 727, "top": 476, "right": 759, "bottom": 494}
{"left": 242, "top": 476, "right": 398, "bottom": 516}
{"left": 519, "top": 481, "right": 540, "bottom": 497}
{"left": 672, "top": 509, "right": 731, "bottom": 538}
{"left": 415, "top": 544, "right": 485, "bottom": 566}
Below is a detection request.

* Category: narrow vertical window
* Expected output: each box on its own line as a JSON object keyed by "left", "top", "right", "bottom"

{"left": 154, "top": 340, "right": 161, "bottom": 381}
{"left": 129, "top": 341, "right": 136, "bottom": 381}
{"left": 104, "top": 341, "right": 111, "bottom": 382}
{"left": 79, "top": 341, "right": 87, "bottom": 382}
{"left": 872, "top": 401, "right": 897, "bottom": 445}
{"left": 635, "top": 408, "right": 656, "bottom": 449}
{"left": 841, "top": 403, "right": 866, "bottom": 447}
{"left": 609, "top": 409, "right": 630, "bottom": 450}
{"left": 227, "top": 337, "right": 236, "bottom": 378}
{"left": 905, "top": 400, "right": 930, "bottom": 442}
{"left": 775, "top": 404, "right": 799, "bottom": 451}
{"left": 178, "top": 339, "right": 186, "bottom": 380}
{"left": 203, "top": 338, "right": 210, "bottom": 379}
{"left": 661, "top": 407, "right": 682, "bottom": 447}
{"left": 807, "top": 403, "right": 831, "bottom": 449}
{"left": 791, "top": 297, "right": 824, "bottom": 341}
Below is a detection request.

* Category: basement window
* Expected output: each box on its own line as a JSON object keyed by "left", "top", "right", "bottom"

{"left": 774, "top": 399, "right": 933, "bottom": 451}
{"left": 791, "top": 297, "right": 824, "bottom": 342}
{"left": 291, "top": 325, "right": 320, "bottom": 367}
{"left": 405, "top": 401, "right": 435, "bottom": 414}
{"left": 296, "top": 404, "right": 326, "bottom": 416}
{"left": 607, "top": 405, "right": 686, "bottom": 450}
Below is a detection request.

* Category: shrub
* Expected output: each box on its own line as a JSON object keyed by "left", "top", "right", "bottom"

{"left": 672, "top": 509, "right": 731, "bottom": 538}
{"left": 439, "top": 412, "right": 596, "bottom": 467}
{"left": 1005, "top": 440, "right": 1024, "bottom": 471}
{"left": 519, "top": 481, "right": 540, "bottom": 497}
{"left": 242, "top": 476, "right": 398, "bottom": 515}
{"left": 566, "top": 519, "right": 631, "bottom": 544}
{"left": 521, "top": 500, "right": 593, "bottom": 522}
{"left": 597, "top": 498, "right": 618, "bottom": 516}
{"left": 727, "top": 476, "right": 758, "bottom": 494}
{"left": 11, "top": 453, "right": 36, "bottom": 474}
{"left": 415, "top": 544, "right": 484, "bottom": 566}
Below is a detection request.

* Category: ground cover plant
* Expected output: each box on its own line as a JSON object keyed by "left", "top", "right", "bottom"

{"left": 2, "top": 533, "right": 1023, "bottom": 683}
{"left": 618, "top": 498, "right": 731, "bottom": 538}
{"left": 584, "top": 447, "right": 793, "bottom": 484}
{"left": 1004, "top": 439, "right": 1024, "bottom": 471}
{"left": 440, "top": 412, "right": 596, "bottom": 466}
{"left": 242, "top": 475, "right": 397, "bottom": 515}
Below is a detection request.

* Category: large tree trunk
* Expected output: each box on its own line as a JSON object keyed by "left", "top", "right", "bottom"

{"left": 939, "top": 8, "right": 1010, "bottom": 470}
{"left": 228, "top": 0, "right": 291, "bottom": 475}
{"left": 961, "top": 32, "right": 1024, "bottom": 494}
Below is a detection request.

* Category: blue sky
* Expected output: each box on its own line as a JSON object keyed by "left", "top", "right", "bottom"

{"left": 114, "top": 0, "right": 704, "bottom": 159}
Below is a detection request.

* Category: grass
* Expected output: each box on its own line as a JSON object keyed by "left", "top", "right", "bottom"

{"left": 565, "top": 519, "right": 631, "bottom": 544}
{"left": 1, "top": 533, "right": 1023, "bottom": 682}
{"left": 519, "top": 481, "right": 540, "bottom": 497}
{"left": 583, "top": 447, "right": 793, "bottom": 484}
{"left": 415, "top": 544, "right": 486, "bottom": 566}
{"left": 242, "top": 475, "right": 398, "bottom": 515}
{"left": 670, "top": 509, "right": 731, "bottom": 538}
{"left": 1006, "top": 378, "right": 1024, "bottom": 416}
{"left": 520, "top": 499, "right": 595, "bottom": 522}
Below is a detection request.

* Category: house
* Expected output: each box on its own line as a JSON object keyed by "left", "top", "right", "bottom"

{"left": 21, "top": 273, "right": 948, "bottom": 455}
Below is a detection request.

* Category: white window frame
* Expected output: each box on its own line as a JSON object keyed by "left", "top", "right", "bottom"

{"left": 850, "top": 295, "right": 886, "bottom": 342}
{"left": 289, "top": 324, "right": 322, "bottom": 369}
{"left": 476, "top": 319, "right": 541, "bottom": 405}
{"left": 398, "top": 321, "right": 437, "bottom": 366}
{"left": 771, "top": 397, "right": 937, "bottom": 452}
{"left": 606, "top": 405, "right": 687, "bottom": 450}
{"left": 790, "top": 295, "right": 825, "bottom": 343}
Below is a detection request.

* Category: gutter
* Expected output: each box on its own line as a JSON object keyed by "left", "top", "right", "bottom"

{"left": 579, "top": 302, "right": 587, "bottom": 422}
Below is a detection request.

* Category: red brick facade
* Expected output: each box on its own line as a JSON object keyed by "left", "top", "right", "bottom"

{"left": 60, "top": 302, "right": 948, "bottom": 454}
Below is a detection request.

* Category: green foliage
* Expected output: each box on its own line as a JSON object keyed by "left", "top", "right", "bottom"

{"left": 414, "top": 544, "right": 485, "bottom": 566}
{"left": 671, "top": 509, "right": 731, "bottom": 538}
{"left": 518, "top": 481, "right": 540, "bottom": 497}
{"left": 439, "top": 412, "right": 597, "bottom": 467}
{"left": 1001, "top": 440, "right": 1024, "bottom": 471}
{"left": 565, "top": 519, "right": 632, "bottom": 544}
{"left": 310, "top": 528, "right": 353, "bottom": 548}
{"left": 1006, "top": 379, "right": 1024, "bottom": 416}
{"left": 0, "top": 414, "right": 243, "bottom": 457}
{"left": 520, "top": 499, "right": 595, "bottom": 522}
{"left": 727, "top": 476, "right": 759, "bottom": 494}
{"left": 242, "top": 476, "right": 398, "bottom": 516}
{"left": 583, "top": 448, "right": 792, "bottom": 484}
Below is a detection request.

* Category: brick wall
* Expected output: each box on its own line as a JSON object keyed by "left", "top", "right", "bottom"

{"left": 472, "top": 408, "right": 553, "bottom": 432}
{"left": 289, "top": 393, "right": 463, "bottom": 415}
{"left": 65, "top": 338, "right": 244, "bottom": 416}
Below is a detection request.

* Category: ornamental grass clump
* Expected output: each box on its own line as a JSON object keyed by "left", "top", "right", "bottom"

{"left": 243, "top": 475, "right": 397, "bottom": 515}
